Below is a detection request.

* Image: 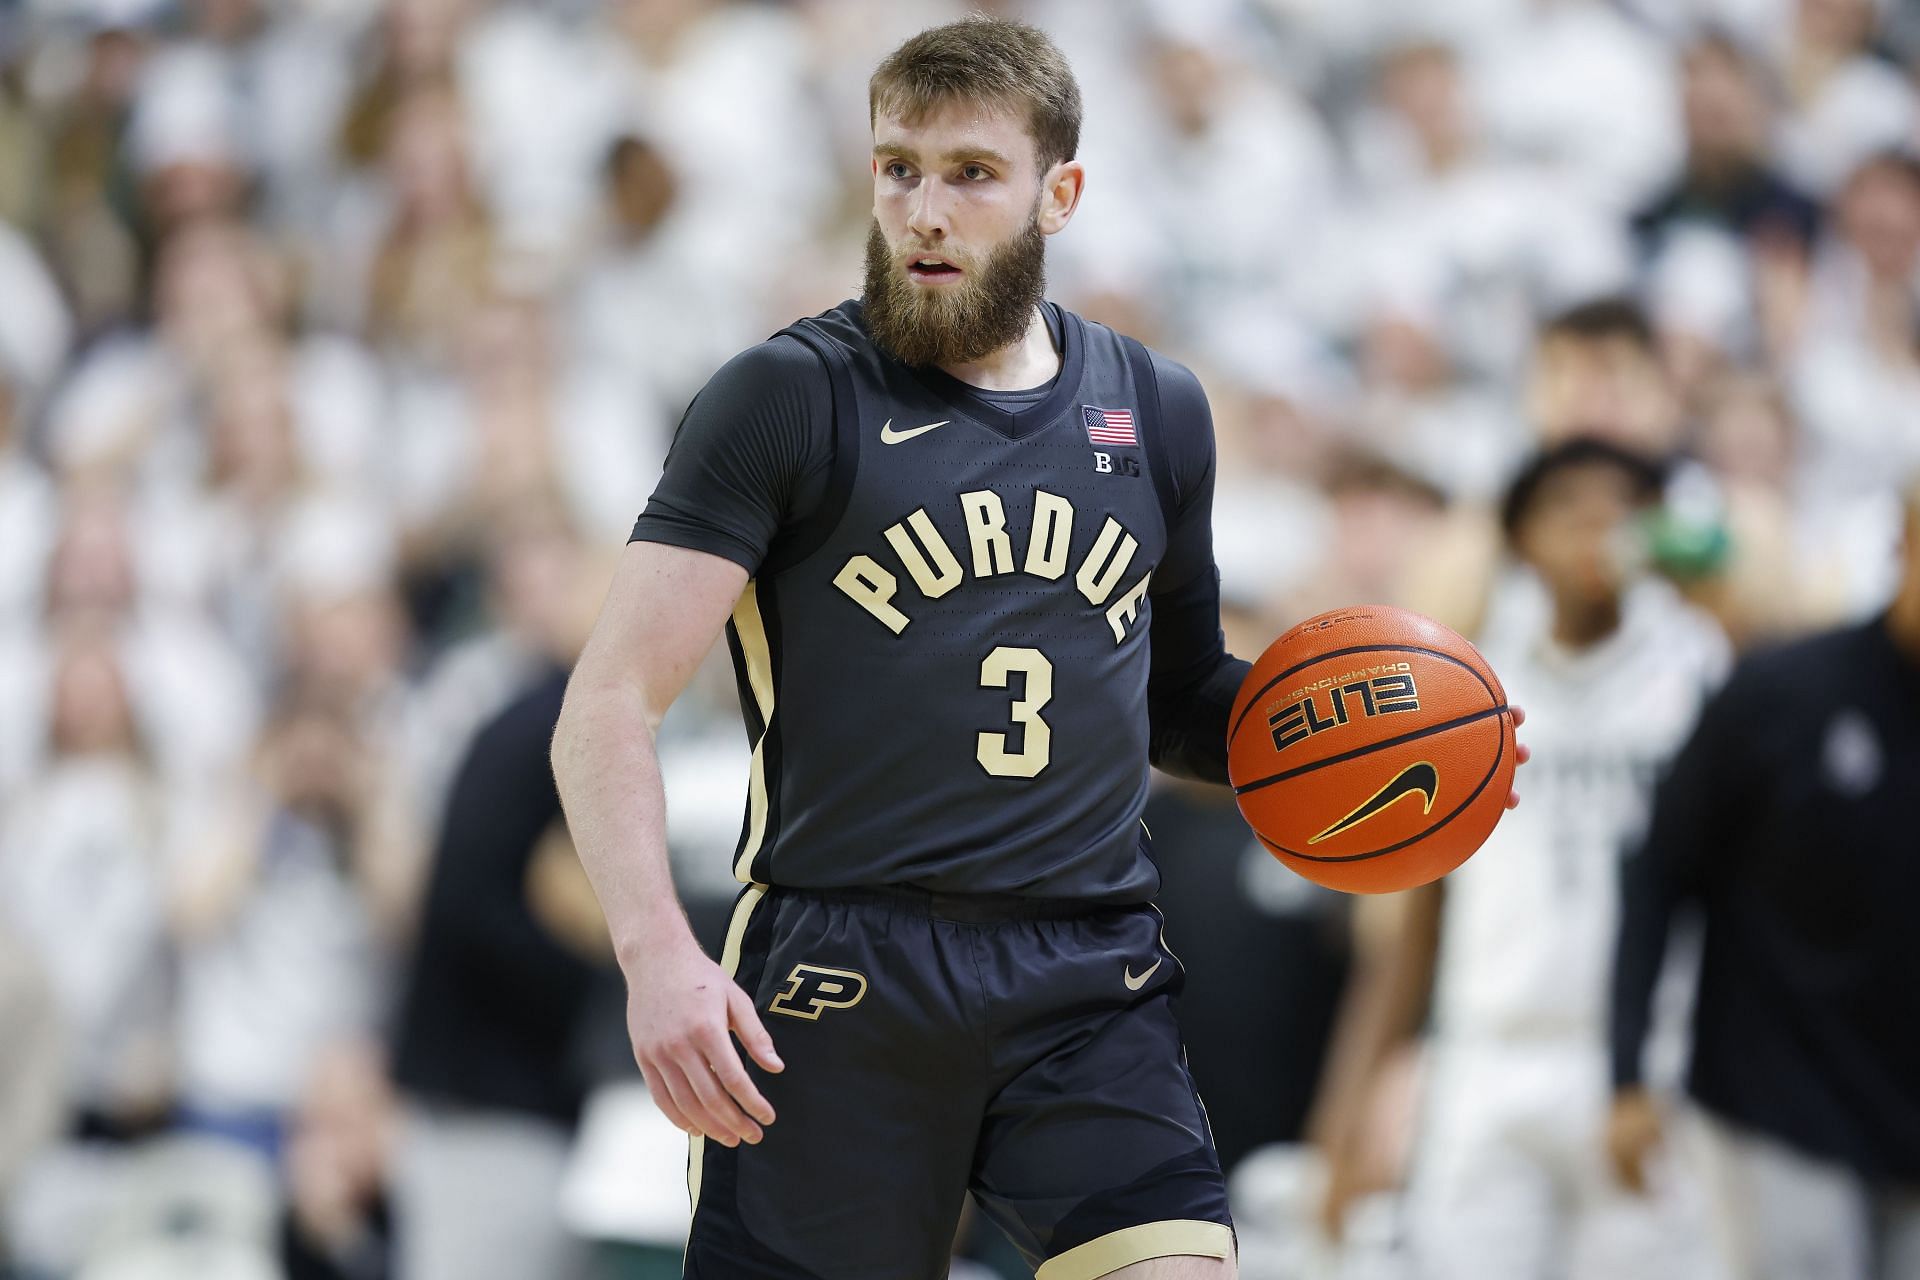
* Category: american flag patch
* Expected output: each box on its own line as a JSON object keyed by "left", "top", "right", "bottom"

{"left": 1082, "top": 405, "right": 1138, "bottom": 448}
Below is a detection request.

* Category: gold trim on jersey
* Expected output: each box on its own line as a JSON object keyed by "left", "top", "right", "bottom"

{"left": 686, "top": 883, "right": 769, "bottom": 1217}
{"left": 731, "top": 582, "right": 776, "bottom": 883}
{"left": 1035, "top": 1219, "right": 1233, "bottom": 1279}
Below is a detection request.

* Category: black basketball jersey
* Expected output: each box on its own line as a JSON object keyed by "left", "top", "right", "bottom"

{"left": 717, "top": 300, "right": 1179, "bottom": 901}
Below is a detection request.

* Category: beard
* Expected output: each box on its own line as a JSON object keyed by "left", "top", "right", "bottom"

{"left": 861, "top": 211, "right": 1047, "bottom": 368}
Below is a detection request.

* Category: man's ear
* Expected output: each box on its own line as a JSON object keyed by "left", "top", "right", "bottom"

{"left": 1037, "top": 159, "right": 1086, "bottom": 235}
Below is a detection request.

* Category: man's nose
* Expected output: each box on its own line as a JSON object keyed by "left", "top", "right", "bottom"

{"left": 907, "top": 178, "right": 950, "bottom": 240}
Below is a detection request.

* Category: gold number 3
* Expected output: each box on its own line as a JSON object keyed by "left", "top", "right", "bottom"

{"left": 977, "top": 646, "right": 1053, "bottom": 778}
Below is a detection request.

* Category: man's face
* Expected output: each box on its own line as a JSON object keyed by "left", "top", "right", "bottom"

{"left": 1528, "top": 334, "right": 1680, "bottom": 455}
{"left": 1515, "top": 464, "right": 1644, "bottom": 609}
{"left": 865, "top": 98, "right": 1058, "bottom": 367}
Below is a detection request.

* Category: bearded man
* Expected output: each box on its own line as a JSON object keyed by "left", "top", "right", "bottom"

{"left": 553, "top": 16, "right": 1272, "bottom": 1278}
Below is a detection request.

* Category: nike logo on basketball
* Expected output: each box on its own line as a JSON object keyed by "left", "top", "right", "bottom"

{"left": 1309, "top": 761, "right": 1439, "bottom": 845}
{"left": 879, "top": 418, "right": 951, "bottom": 444}
{"left": 1123, "top": 960, "right": 1162, "bottom": 991}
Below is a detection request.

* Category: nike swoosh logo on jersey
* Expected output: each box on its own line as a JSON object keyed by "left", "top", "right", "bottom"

{"left": 1308, "top": 761, "right": 1439, "bottom": 846}
{"left": 879, "top": 418, "right": 951, "bottom": 444}
{"left": 1123, "top": 959, "right": 1162, "bottom": 991}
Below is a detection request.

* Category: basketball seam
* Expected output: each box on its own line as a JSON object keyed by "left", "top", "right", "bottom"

{"left": 1254, "top": 718, "right": 1510, "bottom": 863}
{"left": 1228, "top": 642, "right": 1497, "bottom": 746}
{"left": 1231, "top": 703, "right": 1510, "bottom": 796}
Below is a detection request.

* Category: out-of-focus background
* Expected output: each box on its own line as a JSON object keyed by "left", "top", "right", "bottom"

{"left": 1, "top": 0, "right": 1917, "bottom": 1276}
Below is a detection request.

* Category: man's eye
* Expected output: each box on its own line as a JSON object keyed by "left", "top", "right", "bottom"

{"left": 963, "top": 165, "right": 990, "bottom": 181}
{"left": 886, "top": 162, "right": 911, "bottom": 179}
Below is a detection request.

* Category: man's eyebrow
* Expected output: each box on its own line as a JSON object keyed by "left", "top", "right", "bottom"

{"left": 873, "top": 142, "right": 1013, "bottom": 168}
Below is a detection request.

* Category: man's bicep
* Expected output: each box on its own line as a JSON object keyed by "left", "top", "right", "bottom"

{"left": 574, "top": 541, "right": 750, "bottom": 723}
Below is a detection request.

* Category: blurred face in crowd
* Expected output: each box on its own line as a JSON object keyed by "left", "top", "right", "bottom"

{"left": 1682, "top": 39, "right": 1769, "bottom": 170}
{"left": 1528, "top": 330, "right": 1681, "bottom": 456}
{"left": 385, "top": 0, "right": 469, "bottom": 79}
{"left": 286, "top": 588, "right": 407, "bottom": 704}
{"left": 1380, "top": 43, "right": 1467, "bottom": 167}
{"left": 262, "top": 697, "right": 364, "bottom": 830}
{"left": 154, "top": 221, "right": 284, "bottom": 360}
{"left": 387, "top": 87, "right": 476, "bottom": 226}
{"left": 1798, "top": 0, "right": 1877, "bottom": 53}
{"left": 607, "top": 137, "right": 677, "bottom": 239}
{"left": 1326, "top": 468, "right": 1447, "bottom": 603}
{"left": 1838, "top": 158, "right": 1920, "bottom": 283}
{"left": 865, "top": 97, "right": 1082, "bottom": 367}
{"left": 487, "top": 499, "right": 586, "bottom": 658}
{"left": 1699, "top": 375, "right": 1797, "bottom": 492}
{"left": 49, "top": 639, "right": 140, "bottom": 759}
{"left": 206, "top": 341, "right": 300, "bottom": 502}
{"left": 46, "top": 487, "right": 138, "bottom": 627}
{"left": 1149, "top": 41, "right": 1221, "bottom": 139}
{"left": 1514, "top": 462, "right": 1645, "bottom": 615}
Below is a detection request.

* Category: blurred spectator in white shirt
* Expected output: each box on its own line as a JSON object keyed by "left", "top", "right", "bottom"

{"left": 0, "top": 633, "right": 176, "bottom": 1131}
{"left": 563, "top": 133, "right": 754, "bottom": 416}
{"left": 1466, "top": 0, "right": 1683, "bottom": 214}
{"left": 170, "top": 686, "right": 386, "bottom": 1157}
{"left": 0, "top": 479, "right": 260, "bottom": 799}
{"left": 1790, "top": 152, "right": 1920, "bottom": 523}
{"left": 1771, "top": 0, "right": 1915, "bottom": 195}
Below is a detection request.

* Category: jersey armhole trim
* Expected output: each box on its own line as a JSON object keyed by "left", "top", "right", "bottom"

{"left": 1121, "top": 336, "right": 1180, "bottom": 542}
{"left": 759, "top": 323, "right": 860, "bottom": 577}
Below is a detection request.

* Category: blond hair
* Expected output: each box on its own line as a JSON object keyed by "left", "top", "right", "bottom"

{"left": 869, "top": 16, "right": 1083, "bottom": 171}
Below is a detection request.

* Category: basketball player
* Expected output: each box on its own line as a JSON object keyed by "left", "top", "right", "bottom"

{"left": 1608, "top": 472, "right": 1920, "bottom": 1278}
{"left": 1318, "top": 440, "right": 1721, "bottom": 1279}
{"left": 551, "top": 18, "right": 1525, "bottom": 1279}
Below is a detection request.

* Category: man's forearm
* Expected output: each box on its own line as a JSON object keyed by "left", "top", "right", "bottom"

{"left": 551, "top": 674, "right": 698, "bottom": 971}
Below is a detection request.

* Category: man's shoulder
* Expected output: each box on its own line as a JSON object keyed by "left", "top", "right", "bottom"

{"left": 1724, "top": 621, "right": 1870, "bottom": 705}
{"left": 1075, "top": 310, "right": 1205, "bottom": 416}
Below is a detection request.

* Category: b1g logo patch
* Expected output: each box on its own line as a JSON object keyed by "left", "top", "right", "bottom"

{"left": 1269, "top": 667, "right": 1420, "bottom": 753}
{"left": 767, "top": 964, "right": 869, "bottom": 1021}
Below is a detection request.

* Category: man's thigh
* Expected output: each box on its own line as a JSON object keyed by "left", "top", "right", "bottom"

{"left": 684, "top": 888, "right": 985, "bottom": 1280}
{"left": 968, "top": 905, "right": 1235, "bottom": 1280}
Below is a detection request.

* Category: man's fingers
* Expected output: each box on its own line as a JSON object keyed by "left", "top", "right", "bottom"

{"left": 639, "top": 1061, "right": 693, "bottom": 1134}
{"left": 1613, "top": 1148, "right": 1649, "bottom": 1196}
{"left": 1510, "top": 704, "right": 1527, "bottom": 728}
{"left": 653, "top": 1058, "right": 724, "bottom": 1143}
{"left": 700, "top": 1020, "right": 776, "bottom": 1126}
{"left": 658, "top": 1057, "right": 747, "bottom": 1147}
{"left": 728, "top": 985, "right": 785, "bottom": 1074}
{"left": 673, "top": 1046, "right": 762, "bottom": 1145}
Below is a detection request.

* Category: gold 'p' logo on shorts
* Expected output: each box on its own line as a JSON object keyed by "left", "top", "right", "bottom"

{"left": 767, "top": 964, "right": 869, "bottom": 1021}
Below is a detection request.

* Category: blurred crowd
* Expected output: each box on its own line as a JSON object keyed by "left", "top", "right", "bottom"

{"left": 2, "top": 0, "right": 1919, "bottom": 1276}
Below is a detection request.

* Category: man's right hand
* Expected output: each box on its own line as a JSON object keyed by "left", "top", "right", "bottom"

{"left": 1606, "top": 1085, "right": 1664, "bottom": 1194}
{"left": 627, "top": 936, "right": 784, "bottom": 1147}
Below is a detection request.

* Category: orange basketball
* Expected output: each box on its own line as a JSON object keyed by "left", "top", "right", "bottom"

{"left": 1228, "top": 605, "right": 1515, "bottom": 894}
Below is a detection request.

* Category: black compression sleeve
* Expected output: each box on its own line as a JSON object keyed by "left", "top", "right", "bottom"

{"left": 1148, "top": 567, "right": 1251, "bottom": 783}
{"left": 1144, "top": 350, "right": 1248, "bottom": 784}
{"left": 629, "top": 335, "right": 834, "bottom": 572}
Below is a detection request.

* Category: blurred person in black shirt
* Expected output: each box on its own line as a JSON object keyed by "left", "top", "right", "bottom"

{"left": 1610, "top": 473, "right": 1920, "bottom": 1279}
{"left": 1633, "top": 32, "right": 1820, "bottom": 256}
{"left": 388, "top": 662, "right": 612, "bottom": 1280}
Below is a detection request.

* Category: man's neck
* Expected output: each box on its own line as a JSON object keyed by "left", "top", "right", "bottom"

{"left": 1550, "top": 594, "right": 1622, "bottom": 653}
{"left": 1887, "top": 577, "right": 1920, "bottom": 666}
{"left": 939, "top": 307, "right": 1059, "bottom": 392}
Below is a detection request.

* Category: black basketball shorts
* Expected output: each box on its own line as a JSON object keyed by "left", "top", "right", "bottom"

{"left": 682, "top": 883, "right": 1235, "bottom": 1279}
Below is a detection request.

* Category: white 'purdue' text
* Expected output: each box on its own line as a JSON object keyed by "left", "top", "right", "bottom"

{"left": 832, "top": 488, "right": 1151, "bottom": 646}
